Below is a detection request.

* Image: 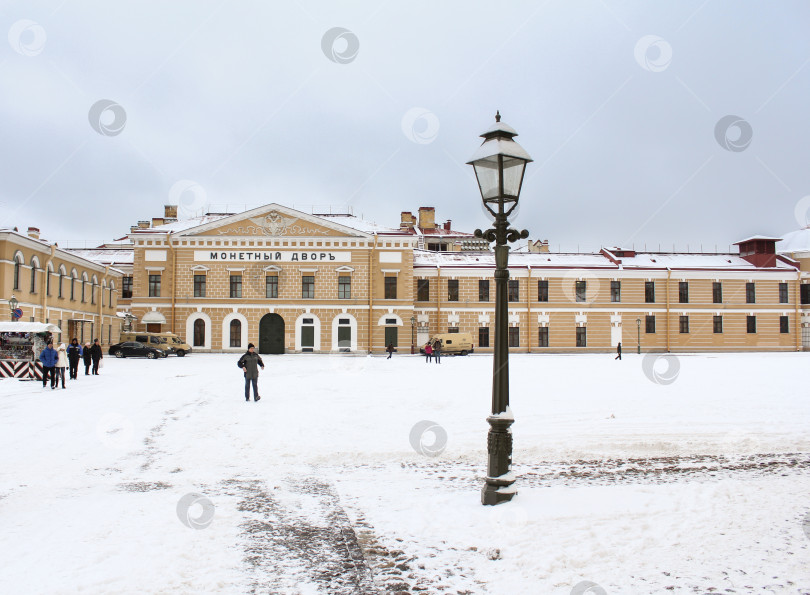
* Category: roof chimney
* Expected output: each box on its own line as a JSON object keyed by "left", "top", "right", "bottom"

{"left": 164, "top": 205, "right": 178, "bottom": 219}
{"left": 734, "top": 236, "right": 779, "bottom": 267}
{"left": 27, "top": 226, "right": 40, "bottom": 240}
{"left": 443, "top": 220, "right": 452, "bottom": 231}
{"left": 137, "top": 220, "right": 150, "bottom": 229}
{"left": 528, "top": 239, "right": 549, "bottom": 253}
{"left": 152, "top": 217, "right": 165, "bottom": 227}
{"left": 400, "top": 211, "right": 415, "bottom": 230}
{"left": 417, "top": 207, "right": 435, "bottom": 230}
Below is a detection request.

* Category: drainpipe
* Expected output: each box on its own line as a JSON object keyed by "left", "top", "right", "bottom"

{"left": 42, "top": 245, "right": 56, "bottom": 323}
{"left": 169, "top": 232, "right": 176, "bottom": 334}
{"left": 796, "top": 270, "right": 802, "bottom": 352}
{"left": 435, "top": 266, "right": 441, "bottom": 335}
{"left": 98, "top": 266, "right": 107, "bottom": 342}
{"left": 665, "top": 268, "right": 671, "bottom": 353}
{"left": 526, "top": 265, "right": 531, "bottom": 353}
{"left": 368, "top": 234, "right": 378, "bottom": 353}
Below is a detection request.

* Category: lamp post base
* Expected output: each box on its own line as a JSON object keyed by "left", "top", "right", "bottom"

{"left": 481, "top": 414, "right": 516, "bottom": 505}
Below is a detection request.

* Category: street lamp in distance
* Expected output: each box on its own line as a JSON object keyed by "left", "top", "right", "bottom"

{"left": 636, "top": 317, "right": 641, "bottom": 354}
{"left": 410, "top": 316, "right": 416, "bottom": 354}
{"left": 9, "top": 295, "right": 18, "bottom": 321}
{"left": 468, "top": 111, "right": 532, "bottom": 506}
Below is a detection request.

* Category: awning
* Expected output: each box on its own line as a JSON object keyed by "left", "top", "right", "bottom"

{"left": 141, "top": 311, "right": 167, "bottom": 324}
{"left": 0, "top": 322, "right": 63, "bottom": 334}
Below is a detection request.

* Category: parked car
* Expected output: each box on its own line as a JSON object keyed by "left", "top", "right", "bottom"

{"left": 108, "top": 341, "right": 167, "bottom": 359}
{"left": 419, "top": 333, "right": 475, "bottom": 356}
{"left": 157, "top": 333, "right": 192, "bottom": 357}
{"left": 119, "top": 332, "right": 174, "bottom": 356}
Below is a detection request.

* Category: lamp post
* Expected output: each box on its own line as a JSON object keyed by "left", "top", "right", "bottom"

{"left": 410, "top": 315, "right": 416, "bottom": 354}
{"left": 636, "top": 317, "right": 641, "bottom": 354}
{"left": 468, "top": 111, "right": 532, "bottom": 506}
{"left": 9, "top": 295, "right": 18, "bottom": 321}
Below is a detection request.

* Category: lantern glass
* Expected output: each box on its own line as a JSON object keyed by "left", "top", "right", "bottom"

{"left": 9, "top": 297, "right": 18, "bottom": 310}
{"left": 472, "top": 155, "right": 527, "bottom": 204}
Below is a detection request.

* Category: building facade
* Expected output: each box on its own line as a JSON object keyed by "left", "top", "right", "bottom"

{"left": 0, "top": 228, "right": 123, "bottom": 344}
{"left": 120, "top": 203, "right": 810, "bottom": 353}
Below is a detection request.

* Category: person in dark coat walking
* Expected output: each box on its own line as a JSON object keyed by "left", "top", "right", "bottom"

{"left": 237, "top": 343, "right": 264, "bottom": 402}
{"left": 39, "top": 340, "right": 57, "bottom": 388}
{"left": 615, "top": 342, "right": 622, "bottom": 361}
{"left": 67, "top": 338, "right": 82, "bottom": 380}
{"left": 433, "top": 339, "right": 442, "bottom": 364}
{"left": 386, "top": 343, "right": 395, "bottom": 359}
{"left": 90, "top": 339, "right": 103, "bottom": 375}
{"left": 82, "top": 341, "right": 92, "bottom": 375}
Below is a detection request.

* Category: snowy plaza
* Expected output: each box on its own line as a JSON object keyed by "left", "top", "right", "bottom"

{"left": 1, "top": 352, "right": 808, "bottom": 594}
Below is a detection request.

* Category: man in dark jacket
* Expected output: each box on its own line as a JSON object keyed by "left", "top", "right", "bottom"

{"left": 615, "top": 342, "right": 622, "bottom": 361}
{"left": 386, "top": 343, "right": 395, "bottom": 359}
{"left": 433, "top": 339, "right": 442, "bottom": 364}
{"left": 67, "top": 338, "right": 82, "bottom": 379}
{"left": 237, "top": 343, "right": 264, "bottom": 402}
{"left": 39, "top": 341, "right": 58, "bottom": 388}
{"left": 90, "top": 339, "right": 103, "bottom": 375}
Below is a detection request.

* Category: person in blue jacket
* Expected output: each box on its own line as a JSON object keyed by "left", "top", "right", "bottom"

{"left": 66, "top": 338, "right": 82, "bottom": 380}
{"left": 39, "top": 340, "right": 58, "bottom": 389}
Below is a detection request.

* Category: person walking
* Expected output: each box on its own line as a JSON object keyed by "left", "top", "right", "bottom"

{"left": 82, "top": 342, "right": 92, "bottom": 375}
{"left": 54, "top": 343, "right": 68, "bottom": 389}
{"left": 237, "top": 343, "right": 264, "bottom": 402}
{"left": 433, "top": 339, "right": 442, "bottom": 364}
{"left": 90, "top": 339, "right": 103, "bottom": 375}
{"left": 67, "top": 338, "right": 82, "bottom": 380}
{"left": 424, "top": 342, "right": 433, "bottom": 363}
{"left": 386, "top": 342, "right": 395, "bottom": 359}
{"left": 39, "top": 340, "right": 57, "bottom": 389}
{"left": 615, "top": 342, "right": 622, "bottom": 361}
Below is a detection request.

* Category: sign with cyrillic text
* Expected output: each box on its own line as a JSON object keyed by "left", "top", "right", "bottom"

{"left": 193, "top": 250, "right": 351, "bottom": 263}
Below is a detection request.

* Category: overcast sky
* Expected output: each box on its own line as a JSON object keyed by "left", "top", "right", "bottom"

{"left": 1, "top": 0, "right": 809, "bottom": 251}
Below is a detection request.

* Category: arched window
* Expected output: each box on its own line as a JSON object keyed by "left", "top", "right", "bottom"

{"left": 13, "top": 254, "right": 22, "bottom": 290}
{"left": 30, "top": 257, "right": 38, "bottom": 293}
{"left": 46, "top": 264, "right": 53, "bottom": 296}
{"left": 58, "top": 266, "right": 66, "bottom": 298}
{"left": 70, "top": 270, "right": 77, "bottom": 301}
{"left": 229, "top": 319, "right": 242, "bottom": 348}
{"left": 109, "top": 282, "right": 115, "bottom": 305}
{"left": 91, "top": 276, "right": 98, "bottom": 305}
{"left": 101, "top": 281, "right": 106, "bottom": 306}
{"left": 81, "top": 273, "right": 87, "bottom": 303}
{"left": 193, "top": 319, "right": 205, "bottom": 347}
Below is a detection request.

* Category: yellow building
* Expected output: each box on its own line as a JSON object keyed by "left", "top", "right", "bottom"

{"left": 121, "top": 203, "right": 810, "bottom": 353}
{"left": 0, "top": 227, "right": 123, "bottom": 344}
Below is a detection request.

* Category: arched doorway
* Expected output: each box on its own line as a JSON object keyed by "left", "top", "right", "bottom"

{"left": 259, "top": 313, "right": 285, "bottom": 354}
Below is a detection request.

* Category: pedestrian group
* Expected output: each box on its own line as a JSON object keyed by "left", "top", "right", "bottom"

{"left": 39, "top": 337, "right": 103, "bottom": 389}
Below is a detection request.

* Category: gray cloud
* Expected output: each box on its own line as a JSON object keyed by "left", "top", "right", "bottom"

{"left": 1, "top": 0, "right": 809, "bottom": 251}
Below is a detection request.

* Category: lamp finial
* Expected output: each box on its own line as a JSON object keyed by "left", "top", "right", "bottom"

{"left": 495, "top": 111, "right": 501, "bottom": 122}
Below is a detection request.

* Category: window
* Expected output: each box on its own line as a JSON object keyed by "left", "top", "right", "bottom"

{"left": 230, "top": 275, "right": 242, "bottom": 298}
{"left": 747, "top": 315, "right": 756, "bottom": 334}
{"left": 576, "top": 326, "right": 586, "bottom": 347}
{"left": 478, "top": 326, "right": 489, "bottom": 348}
{"left": 448, "top": 327, "right": 459, "bottom": 333}
{"left": 29, "top": 259, "right": 37, "bottom": 293}
{"left": 679, "top": 315, "right": 689, "bottom": 333}
{"left": 13, "top": 256, "right": 21, "bottom": 290}
{"left": 302, "top": 276, "right": 315, "bottom": 299}
{"left": 508, "top": 280, "right": 519, "bottom": 302}
{"left": 678, "top": 282, "right": 688, "bottom": 303}
{"left": 90, "top": 281, "right": 95, "bottom": 304}
{"left": 266, "top": 276, "right": 278, "bottom": 298}
{"left": 645, "top": 315, "right": 655, "bottom": 334}
{"left": 81, "top": 279, "right": 86, "bottom": 303}
{"left": 538, "top": 326, "right": 549, "bottom": 347}
{"left": 193, "top": 275, "right": 206, "bottom": 297}
{"left": 610, "top": 280, "right": 620, "bottom": 302}
{"left": 538, "top": 280, "right": 549, "bottom": 302}
{"left": 417, "top": 279, "right": 429, "bottom": 301}
{"left": 448, "top": 279, "right": 459, "bottom": 302}
{"left": 46, "top": 267, "right": 52, "bottom": 296}
{"left": 575, "top": 280, "right": 586, "bottom": 302}
{"left": 713, "top": 315, "right": 723, "bottom": 334}
{"left": 479, "top": 280, "right": 489, "bottom": 302}
{"left": 779, "top": 282, "right": 789, "bottom": 304}
{"left": 385, "top": 277, "right": 398, "bottom": 300}
{"left": 508, "top": 326, "right": 519, "bottom": 347}
{"left": 780, "top": 315, "right": 789, "bottom": 333}
{"left": 58, "top": 271, "right": 63, "bottom": 298}
{"left": 645, "top": 281, "right": 655, "bottom": 303}
{"left": 338, "top": 276, "right": 351, "bottom": 299}
{"left": 148, "top": 274, "right": 161, "bottom": 297}
{"left": 70, "top": 275, "right": 76, "bottom": 300}
{"left": 802, "top": 284, "right": 810, "bottom": 305}
{"left": 193, "top": 318, "right": 205, "bottom": 347}
{"left": 712, "top": 282, "right": 722, "bottom": 304}
{"left": 109, "top": 284, "right": 114, "bottom": 305}
{"left": 230, "top": 319, "right": 241, "bottom": 347}
{"left": 746, "top": 282, "right": 755, "bottom": 304}
{"left": 122, "top": 276, "right": 133, "bottom": 299}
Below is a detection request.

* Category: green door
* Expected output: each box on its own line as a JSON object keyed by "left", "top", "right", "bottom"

{"left": 258, "top": 313, "right": 285, "bottom": 354}
{"left": 384, "top": 327, "right": 398, "bottom": 350}
{"left": 337, "top": 326, "right": 351, "bottom": 351}
{"left": 301, "top": 325, "right": 314, "bottom": 352}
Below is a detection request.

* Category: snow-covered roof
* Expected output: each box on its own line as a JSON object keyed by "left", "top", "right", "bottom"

{"left": 316, "top": 214, "right": 400, "bottom": 234}
{"left": 131, "top": 214, "right": 231, "bottom": 234}
{"left": 65, "top": 248, "right": 134, "bottom": 266}
{"left": 413, "top": 250, "right": 798, "bottom": 270}
{"left": 777, "top": 227, "right": 810, "bottom": 254}
{"left": 733, "top": 235, "right": 782, "bottom": 244}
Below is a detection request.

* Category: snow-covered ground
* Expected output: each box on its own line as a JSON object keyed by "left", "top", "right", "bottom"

{"left": 0, "top": 352, "right": 808, "bottom": 594}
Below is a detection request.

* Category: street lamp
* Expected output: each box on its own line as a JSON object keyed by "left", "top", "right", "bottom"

{"left": 410, "top": 316, "right": 416, "bottom": 354}
{"left": 636, "top": 317, "right": 641, "bottom": 354}
{"left": 468, "top": 111, "right": 532, "bottom": 506}
{"left": 9, "top": 295, "right": 18, "bottom": 321}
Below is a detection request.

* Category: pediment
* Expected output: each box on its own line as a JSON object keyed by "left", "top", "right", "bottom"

{"left": 176, "top": 204, "right": 369, "bottom": 238}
